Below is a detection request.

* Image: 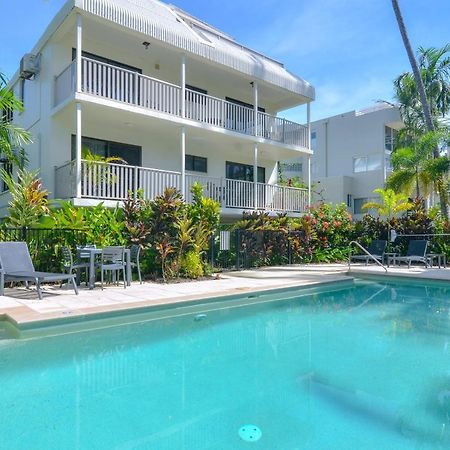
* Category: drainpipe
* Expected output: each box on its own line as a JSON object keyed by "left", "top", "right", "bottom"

{"left": 76, "top": 103, "right": 82, "bottom": 198}
{"left": 75, "top": 13, "right": 83, "bottom": 199}
{"left": 180, "top": 55, "right": 186, "bottom": 199}
{"left": 253, "top": 144, "right": 258, "bottom": 210}
{"left": 307, "top": 102, "right": 312, "bottom": 206}
{"left": 253, "top": 82, "right": 259, "bottom": 209}
{"left": 76, "top": 14, "right": 82, "bottom": 93}
{"left": 181, "top": 126, "right": 186, "bottom": 198}
{"left": 181, "top": 54, "right": 186, "bottom": 118}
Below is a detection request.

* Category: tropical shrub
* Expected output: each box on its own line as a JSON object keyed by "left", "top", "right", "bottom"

{"left": 180, "top": 250, "right": 204, "bottom": 279}
{"left": 48, "top": 201, "right": 126, "bottom": 247}
{"left": 1, "top": 168, "right": 49, "bottom": 227}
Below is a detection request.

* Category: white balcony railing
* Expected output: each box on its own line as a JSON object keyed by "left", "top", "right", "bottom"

{"left": 55, "top": 160, "right": 308, "bottom": 213}
{"left": 54, "top": 57, "right": 309, "bottom": 148}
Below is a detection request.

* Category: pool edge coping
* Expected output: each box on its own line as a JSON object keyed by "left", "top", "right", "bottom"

{"left": 2, "top": 276, "right": 354, "bottom": 331}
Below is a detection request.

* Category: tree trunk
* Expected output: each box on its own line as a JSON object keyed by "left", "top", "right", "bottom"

{"left": 391, "top": 0, "right": 448, "bottom": 216}
{"left": 415, "top": 168, "right": 420, "bottom": 198}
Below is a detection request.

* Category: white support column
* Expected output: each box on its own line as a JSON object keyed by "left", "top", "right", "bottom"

{"left": 181, "top": 126, "right": 186, "bottom": 198}
{"left": 76, "top": 102, "right": 82, "bottom": 198}
{"left": 307, "top": 102, "right": 312, "bottom": 206}
{"left": 76, "top": 14, "right": 82, "bottom": 93}
{"left": 253, "top": 81, "right": 258, "bottom": 137}
{"left": 181, "top": 54, "right": 186, "bottom": 118}
{"left": 307, "top": 155, "right": 311, "bottom": 207}
{"left": 253, "top": 143, "right": 258, "bottom": 209}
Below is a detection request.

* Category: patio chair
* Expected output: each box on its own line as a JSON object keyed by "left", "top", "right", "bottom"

{"left": 350, "top": 240, "right": 387, "bottom": 265}
{"left": 130, "top": 244, "right": 142, "bottom": 284}
{"left": 61, "top": 246, "right": 90, "bottom": 286}
{"left": 394, "top": 240, "right": 429, "bottom": 268}
{"left": 100, "top": 246, "right": 126, "bottom": 290}
{"left": 0, "top": 242, "right": 78, "bottom": 299}
{"left": 76, "top": 244, "right": 97, "bottom": 260}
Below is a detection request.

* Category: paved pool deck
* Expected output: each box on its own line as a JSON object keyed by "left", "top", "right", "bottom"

{"left": 1, "top": 263, "right": 450, "bottom": 327}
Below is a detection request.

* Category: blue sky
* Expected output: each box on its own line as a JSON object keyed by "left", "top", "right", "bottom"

{"left": 2, "top": 0, "right": 450, "bottom": 122}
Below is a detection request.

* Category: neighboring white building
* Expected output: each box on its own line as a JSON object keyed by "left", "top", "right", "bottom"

{"left": 280, "top": 103, "right": 403, "bottom": 218}
{"left": 4, "top": 0, "right": 315, "bottom": 219}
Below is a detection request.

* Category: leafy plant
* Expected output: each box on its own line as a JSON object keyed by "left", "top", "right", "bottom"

{"left": 1, "top": 168, "right": 49, "bottom": 227}
{"left": 180, "top": 250, "right": 204, "bottom": 279}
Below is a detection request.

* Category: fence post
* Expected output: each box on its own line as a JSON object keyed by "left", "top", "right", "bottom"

{"left": 209, "top": 234, "right": 215, "bottom": 268}
{"left": 288, "top": 232, "right": 292, "bottom": 265}
{"left": 235, "top": 230, "right": 241, "bottom": 270}
{"left": 21, "top": 226, "right": 27, "bottom": 242}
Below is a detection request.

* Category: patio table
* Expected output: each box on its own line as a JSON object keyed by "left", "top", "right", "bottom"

{"left": 77, "top": 248, "right": 131, "bottom": 289}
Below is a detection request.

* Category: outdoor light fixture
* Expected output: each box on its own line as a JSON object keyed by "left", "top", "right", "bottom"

{"left": 142, "top": 41, "right": 150, "bottom": 49}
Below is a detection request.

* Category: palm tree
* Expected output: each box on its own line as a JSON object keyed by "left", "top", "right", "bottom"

{"left": 387, "top": 131, "right": 446, "bottom": 199}
{"left": 0, "top": 73, "right": 31, "bottom": 167}
{"left": 419, "top": 45, "right": 450, "bottom": 121}
{"left": 391, "top": 0, "right": 435, "bottom": 134}
{"left": 363, "top": 188, "right": 413, "bottom": 240}
{"left": 363, "top": 188, "right": 412, "bottom": 219}
{"left": 391, "top": 0, "right": 448, "bottom": 216}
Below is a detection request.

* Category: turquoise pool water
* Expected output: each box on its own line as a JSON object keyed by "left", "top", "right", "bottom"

{"left": 2, "top": 278, "right": 450, "bottom": 449}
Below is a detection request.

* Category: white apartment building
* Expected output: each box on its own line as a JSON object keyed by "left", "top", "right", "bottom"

{"left": 281, "top": 104, "right": 402, "bottom": 218}
{"left": 4, "top": 0, "right": 315, "bottom": 219}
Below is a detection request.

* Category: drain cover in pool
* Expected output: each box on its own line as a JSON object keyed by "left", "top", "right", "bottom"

{"left": 239, "top": 424, "right": 262, "bottom": 442}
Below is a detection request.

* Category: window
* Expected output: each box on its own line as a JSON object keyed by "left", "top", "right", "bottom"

{"left": 71, "top": 49, "right": 142, "bottom": 73}
{"left": 385, "top": 152, "right": 392, "bottom": 175}
{"left": 367, "top": 154, "right": 382, "bottom": 171}
{"left": 354, "top": 198, "right": 368, "bottom": 215}
{"left": 186, "top": 154, "right": 207, "bottom": 173}
{"left": 280, "top": 162, "right": 302, "bottom": 172}
{"left": 346, "top": 194, "right": 352, "bottom": 208}
{"left": 19, "top": 79, "right": 25, "bottom": 105}
{"left": 310, "top": 131, "right": 317, "bottom": 150}
{"left": 385, "top": 126, "right": 398, "bottom": 151}
{"left": 71, "top": 136, "right": 142, "bottom": 166}
{"left": 353, "top": 154, "right": 382, "bottom": 173}
{"left": 226, "top": 161, "right": 265, "bottom": 182}
{"left": 2, "top": 107, "right": 13, "bottom": 123}
{"left": 353, "top": 157, "right": 367, "bottom": 173}
{"left": 0, "top": 162, "right": 13, "bottom": 193}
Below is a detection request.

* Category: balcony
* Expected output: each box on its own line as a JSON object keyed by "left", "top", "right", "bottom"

{"left": 55, "top": 160, "right": 308, "bottom": 213}
{"left": 54, "top": 57, "right": 309, "bottom": 148}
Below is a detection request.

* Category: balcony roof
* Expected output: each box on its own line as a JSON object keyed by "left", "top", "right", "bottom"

{"left": 10, "top": 0, "right": 313, "bottom": 103}
{"left": 75, "top": 0, "right": 314, "bottom": 101}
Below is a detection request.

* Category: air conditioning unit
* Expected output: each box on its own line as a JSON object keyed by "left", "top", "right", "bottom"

{"left": 20, "top": 54, "right": 40, "bottom": 79}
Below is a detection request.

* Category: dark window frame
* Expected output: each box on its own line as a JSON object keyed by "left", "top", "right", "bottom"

{"left": 186, "top": 85, "right": 207, "bottom": 95}
{"left": 0, "top": 162, "right": 13, "bottom": 193}
{"left": 71, "top": 49, "right": 142, "bottom": 74}
{"left": 226, "top": 161, "right": 265, "bottom": 183}
{"left": 186, "top": 154, "right": 207, "bottom": 173}
{"left": 225, "top": 96, "right": 265, "bottom": 113}
{"left": 71, "top": 135, "right": 142, "bottom": 167}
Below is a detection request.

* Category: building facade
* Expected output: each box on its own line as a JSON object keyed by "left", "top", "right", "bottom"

{"left": 281, "top": 104, "right": 402, "bottom": 218}
{"left": 4, "top": 0, "right": 315, "bottom": 219}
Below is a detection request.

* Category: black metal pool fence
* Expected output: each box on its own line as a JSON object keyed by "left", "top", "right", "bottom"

{"left": 1, "top": 227, "right": 450, "bottom": 273}
{"left": 208, "top": 229, "right": 309, "bottom": 270}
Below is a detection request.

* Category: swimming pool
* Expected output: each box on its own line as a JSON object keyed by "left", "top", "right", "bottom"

{"left": 1, "top": 277, "right": 450, "bottom": 449}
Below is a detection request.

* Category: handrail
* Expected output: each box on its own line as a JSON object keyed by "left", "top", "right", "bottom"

{"left": 348, "top": 240, "right": 387, "bottom": 272}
